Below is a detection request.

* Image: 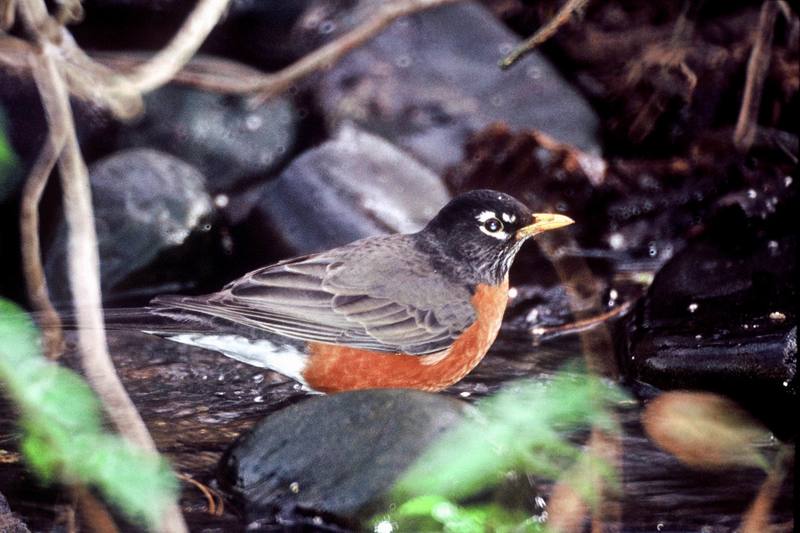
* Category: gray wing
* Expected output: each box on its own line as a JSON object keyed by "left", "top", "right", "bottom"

{"left": 152, "top": 235, "right": 476, "bottom": 355}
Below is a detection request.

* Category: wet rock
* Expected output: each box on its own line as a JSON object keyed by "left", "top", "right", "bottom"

{"left": 74, "top": 1, "right": 315, "bottom": 70}
{"left": 245, "top": 124, "right": 450, "bottom": 260}
{"left": 0, "top": 75, "right": 117, "bottom": 201}
{"left": 315, "top": 2, "right": 601, "bottom": 174}
{"left": 120, "top": 86, "right": 297, "bottom": 193}
{"left": 44, "top": 149, "right": 219, "bottom": 305}
{"left": 0, "top": 492, "right": 30, "bottom": 533}
{"left": 623, "top": 204, "right": 797, "bottom": 435}
{"left": 220, "top": 389, "right": 467, "bottom": 529}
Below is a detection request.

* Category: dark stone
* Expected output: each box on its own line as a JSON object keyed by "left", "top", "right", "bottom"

{"left": 74, "top": 1, "right": 315, "bottom": 71}
{"left": 219, "top": 389, "right": 467, "bottom": 529}
{"left": 44, "top": 149, "right": 219, "bottom": 305}
{"left": 315, "top": 2, "right": 601, "bottom": 173}
{"left": 0, "top": 74, "right": 117, "bottom": 202}
{"left": 623, "top": 209, "right": 797, "bottom": 435}
{"left": 0, "top": 491, "right": 30, "bottom": 533}
{"left": 120, "top": 86, "right": 297, "bottom": 194}
{"left": 245, "top": 124, "right": 450, "bottom": 260}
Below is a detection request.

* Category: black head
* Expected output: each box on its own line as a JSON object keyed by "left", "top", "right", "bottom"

{"left": 417, "top": 190, "right": 573, "bottom": 285}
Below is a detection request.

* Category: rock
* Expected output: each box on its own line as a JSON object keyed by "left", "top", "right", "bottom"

{"left": 0, "top": 491, "right": 30, "bottom": 533}
{"left": 220, "top": 389, "right": 467, "bottom": 529}
{"left": 44, "top": 149, "right": 219, "bottom": 305}
{"left": 120, "top": 86, "right": 297, "bottom": 194}
{"left": 315, "top": 2, "right": 601, "bottom": 173}
{"left": 74, "top": 1, "right": 315, "bottom": 70}
{"left": 623, "top": 203, "right": 797, "bottom": 435}
{"left": 244, "top": 124, "right": 450, "bottom": 260}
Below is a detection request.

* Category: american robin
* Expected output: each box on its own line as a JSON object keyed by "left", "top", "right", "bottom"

{"left": 149, "top": 189, "right": 573, "bottom": 393}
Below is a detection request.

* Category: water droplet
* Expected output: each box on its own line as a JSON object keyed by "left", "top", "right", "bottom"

{"left": 289, "top": 481, "right": 300, "bottom": 493}
{"left": 374, "top": 520, "right": 394, "bottom": 533}
{"left": 459, "top": 391, "right": 471, "bottom": 398}
{"left": 688, "top": 303, "right": 699, "bottom": 313}
{"left": 784, "top": 176, "right": 793, "bottom": 187}
{"left": 769, "top": 311, "right": 786, "bottom": 322}
{"left": 526, "top": 66, "right": 542, "bottom": 79}
{"left": 508, "top": 287, "right": 518, "bottom": 299}
{"left": 214, "top": 194, "right": 229, "bottom": 208}
{"left": 608, "top": 233, "right": 625, "bottom": 250}
{"left": 253, "top": 395, "right": 264, "bottom": 403}
{"left": 245, "top": 114, "right": 263, "bottom": 131}
{"left": 395, "top": 54, "right": 412, "bottom": 68}
{"left": 747, "top": 189, "right": 757, "bottom": 199}
{"left": 648, "top": 242, "right": 658, "bottom": 257}
{"left": 319, "top": 20, "right": 336, "bottom": 34}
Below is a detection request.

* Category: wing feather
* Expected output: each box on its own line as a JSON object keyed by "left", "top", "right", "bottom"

{"left": 153, "top": 234, "right": 477, "bottom": 355}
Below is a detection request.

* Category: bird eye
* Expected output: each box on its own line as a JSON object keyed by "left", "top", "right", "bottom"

{"left": 483, "top": 217, "right": 504, "bottom": 233}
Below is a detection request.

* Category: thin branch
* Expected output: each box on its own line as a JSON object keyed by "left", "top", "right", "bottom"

{"left": 125, "top": 0, "right": 231, "bottom": 93}
{"left": 247, "top": 0, "right": 464, "bottom": 103}
{"left": 101, "top": 0, "right": 466, "bottom": 100}
{"left": 499, "top": 0, "right": 590, "bottom": 70}
{"left": 19, "top": 94, "right": 66, "bottom": 360}
{"left": 29, "top": 33, "right": 189, "bottom": 533}
{"left": 734, "top": 0, "right": 779, "bottom": 152}
{"left": 531, "top": 300, "right": 632, "bottom": 341}
{"left": 740, "top": 445, "right": 794, "bottom": 533}
{"left": 1, "top": 0, "right": 15, "bottom": 30}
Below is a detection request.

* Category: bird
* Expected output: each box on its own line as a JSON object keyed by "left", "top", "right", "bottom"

{"left": 145, "top": 189, "right": 574, "bottom": 393}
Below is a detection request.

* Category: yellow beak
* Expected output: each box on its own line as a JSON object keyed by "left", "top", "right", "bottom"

{"left": 515, "top": 213, "right": 575, "bottom": 240}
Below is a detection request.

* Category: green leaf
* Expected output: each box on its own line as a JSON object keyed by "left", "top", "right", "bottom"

{"left": 0, "top": 299, "right": 179, "bottom": 530}
{"left": 392, "top": 371, "right": 625, "bottom": 502}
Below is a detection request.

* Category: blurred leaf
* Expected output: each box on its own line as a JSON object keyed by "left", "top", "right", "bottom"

{"left": 0, "top": 107, "right": 21, "bottom": 201}
{"left": 375, "top": 371, "right": 626, "bottom": 532}
{"left": 642, "top": 391, "right": 771, "bottom": 471}
{"left": 372, "top": 495, "right": 544, "bottom": 533}
{"left": 0, "top": 299, "right": 178, "bottom": 530}
{"left": 393, "top": 371, "right": 626, "bottom": 502}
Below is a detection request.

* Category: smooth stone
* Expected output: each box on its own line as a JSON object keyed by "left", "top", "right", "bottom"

{"left": 44, "top": 149, "right": 217, "bottom": 304}
{"left": 624, "top": 225, "right": 797, "bottom": 435}
{"left": 0, "top": 491, "right": 30, "bottom": 533}
{"left": 74, "top": 1, "right": 314, "bottom": 70}
{"left": 220, "top": 389, "right": 467, "bottom": 529}
{"left": 316, "top": 2, "right": 601, "bottom": 173}
{"left": 120, "top": 86, "right": 297, "bottom": 193}
{"left": 246, "top": 124, "right": 450, "bottom": 259}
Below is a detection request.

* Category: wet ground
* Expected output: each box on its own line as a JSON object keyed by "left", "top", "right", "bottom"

{"left": 0, "top": 318, "right": 793, "bottom": 532}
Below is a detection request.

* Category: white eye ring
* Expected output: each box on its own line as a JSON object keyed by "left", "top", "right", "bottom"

{"left": 476, "top": 210, "right": 509, "bottom": 239}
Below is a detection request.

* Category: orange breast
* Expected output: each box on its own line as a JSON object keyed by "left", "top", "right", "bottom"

{"left": 302, "top": 278, "right": 509, "bottom": 393}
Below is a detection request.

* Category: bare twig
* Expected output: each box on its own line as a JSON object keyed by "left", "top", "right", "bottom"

{"left": 532, "top": 300, "right": 632, "bottom": 341}
{"left": 105, "top": 0, "right": 465, "bottom": 101}
{"left": 247, "top": 0, "right": 463, "bottom": 103}
{"left": 741, "top": 445, "right": 793, "bottom": 532}
{"left": 1, "top": 0, "right": 15, "bottom": 30}
{"left": 72, "top": 485, "right": 120, "bottom": 533}
{"left": 734, "top": 0, "right": 779, "bottom": 152}
{"left": 499, "top": 0, "right": 590, "bottom": 69}
{"left": 179, "top": 474, "right": 224, "bottom": 517}
{"left": 19, "top": 90, "right": 66, "bottom": 360}
{"left": 21, "top": 0, "right": 188, "bottom": 528}
{"left": 125, "top": 0, "right": 231, "bottom": 93}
